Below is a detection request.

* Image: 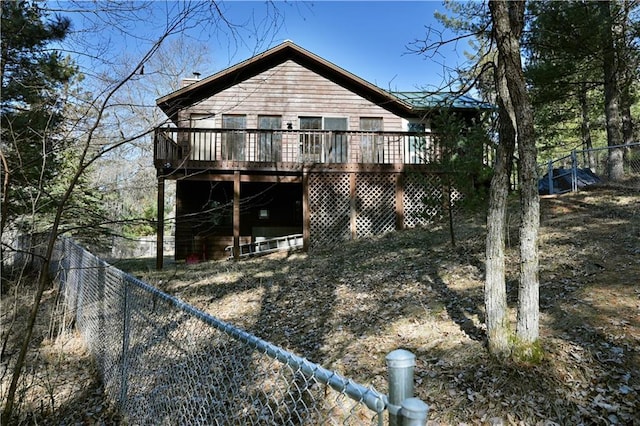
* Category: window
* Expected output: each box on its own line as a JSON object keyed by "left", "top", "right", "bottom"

{"left": 258, "top": 115, "right": 282, "bottom": 161}
{"left": 299, "top": 117, "right": 322, "bottom": 162}
{"left": 299, "top": 117, "right": 349, "bottom": 162}
{"left": 300, "top": 117, "right": 348, "bottom": 163}
{"left": 189, "top": 114, "right": 216, "bottom": 161}
{"left": 360, "top": 117, "right": 383, "bottom": 163}
{"left": 324, "top": 117, "right": 348, "bottom": 163}
{"left": 407, "top": 121, "right": 429, "bottom": 163}
{"left": 407, "top": 122, "right": 425, "bottom": 163}
{"left": 222, "top": 114, "right": 246, "bottom": 161}
{"left": 300, "top": 117, "right": 322, "bottom": 129}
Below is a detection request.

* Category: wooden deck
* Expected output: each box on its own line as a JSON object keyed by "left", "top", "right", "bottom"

{"left": 154, "top": 127, "right": 441, "bottom": 175}
{"left": 153, "top": 127, "right": 469, "bottom": 268}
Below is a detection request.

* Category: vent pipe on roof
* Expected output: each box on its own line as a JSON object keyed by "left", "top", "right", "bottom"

{"left": 193, "top": 72, "right": 201, "bottom": 79}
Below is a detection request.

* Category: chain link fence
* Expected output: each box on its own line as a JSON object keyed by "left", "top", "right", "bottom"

{"left": 51, "top": 238, "right": 428, "bottom": 425}
{"left": 539, "top": 142, "right": 640, "bottom": 194}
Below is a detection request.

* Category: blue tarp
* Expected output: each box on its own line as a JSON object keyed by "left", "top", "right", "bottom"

{"left": 538, "top": 168, "right": 602, "bottom": 195}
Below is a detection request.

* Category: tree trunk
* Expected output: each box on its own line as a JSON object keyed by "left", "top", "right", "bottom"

{"left": 600, "top": 0, "right": 625, "bottom": 181}
{"left": 490, "top": 0, "right": 540, "bottom": 353}
{"left": 619, "top": 0, "right": 635, "bottom": 148}
{"left": 0, "top": 153, "right": 7, "bottom": 287}
{"left": 484, "top": 100, "right": 515, "bottom": 358}
{"left": 484, "top": 0, "right": 522, "bottom": 359}
{"left": 620, "top": 87, "right": 634, "bottom": 147}
{"left": 0, "top": 153, "right": 9, "bottom": 237}
{"left": 485, "top": 187, "right": 510, "bottom": 357}
{"left": 579, "top": 83, "right": 595, "bottom": 170}
{"left": 516, "top": 144, "right": 540, "bottom": 345}
{"left": 447, "top": 181, "right": 456, "bottom": 248}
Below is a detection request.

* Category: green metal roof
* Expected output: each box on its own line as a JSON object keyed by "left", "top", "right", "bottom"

{"left": 391, "top": 92, "right": 493, "bottom": 111}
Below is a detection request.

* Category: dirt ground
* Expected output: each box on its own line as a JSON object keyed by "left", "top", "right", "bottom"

{"left": 2, "top": 184, "right": 638, "bottom": 425}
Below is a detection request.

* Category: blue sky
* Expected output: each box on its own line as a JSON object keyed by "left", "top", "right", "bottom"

{"left": 55, "top": 1, "right": 468, "bottom": 92}
{"left": 212, "top": 1, "right": 465, "bottom": 91}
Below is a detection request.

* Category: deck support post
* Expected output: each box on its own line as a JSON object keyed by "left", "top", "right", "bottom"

{"left": 395, "top": 172, "right": 404, "bottom": 230}
{"left": 302, "top": 168, "right": 310, "bottom": 251}
{"left": 156, "top": 177, "right": 165, "bottom": 270}
{"left": 233, "top": 171, "right": 241, "bottom": 259}
{"left": 349, "top": 172, "right": 357, "bottom": 240}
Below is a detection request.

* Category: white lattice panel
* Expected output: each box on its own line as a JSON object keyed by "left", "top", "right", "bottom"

{"left": 309, "top": 173, "right": 351, "bottom": 249}
{"left": 309, "top": 171, "right": 454, "bottom": 249}
{"left": 403, "top": 173, "right": 444, "bottom": 228}
{"left": 355, "top": 173, "right": 396, "bottom": 238}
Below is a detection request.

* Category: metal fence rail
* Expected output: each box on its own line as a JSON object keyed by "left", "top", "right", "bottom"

{"left": 575, "top": 142, "right": 640, "bottom": 176}
{"left": 50, "top": 237, "right": 428, "bottom": 425}
{"left": 539, "top": 142, "right": 640, "bottom": 194}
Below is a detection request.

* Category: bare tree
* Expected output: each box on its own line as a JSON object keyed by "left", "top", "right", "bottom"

{"left": 91, "top": 38, "right": 215, "bottom": 241}
{"left": 1, "top": 1, "right": 284, "bottom": 420}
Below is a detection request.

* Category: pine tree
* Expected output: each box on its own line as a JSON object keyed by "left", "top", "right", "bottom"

{"left": 525, "top": 0, "right": 639, "bottom": 176}
{"left": 525, "top": 1, "right": 604, "bottom": 158}
{"left": 1, "top": 0, "right": 77, "bottom": 234}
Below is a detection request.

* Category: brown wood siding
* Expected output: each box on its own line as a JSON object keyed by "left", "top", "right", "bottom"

{"left": 178, "top": 60, "right": 405, "bottom": 132}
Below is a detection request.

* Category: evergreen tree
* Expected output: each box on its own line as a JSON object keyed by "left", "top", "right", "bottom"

{"left": 525, "top": 1, "right": 604, "bottom": 159}
{"left": 428, "top": 111, "right": 493, "bottom": 247}
{"left": 525, "top": 0, "right": 639, "bottom": 175}
{"left": 1, "top": 0, "right": 77, "bottom": 233}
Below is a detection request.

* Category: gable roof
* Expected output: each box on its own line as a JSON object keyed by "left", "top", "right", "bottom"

{"left": 156, "top": 41, "right": 488, "bottom": 120}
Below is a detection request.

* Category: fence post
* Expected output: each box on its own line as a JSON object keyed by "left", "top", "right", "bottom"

{"left": 571, "top": 149, "right": 578, "bottom": 192}
{"left": 400, "top": 398, "right": 430, "bottom": 426}
{"left": 119, "top": 278, "right": 131, "bottom": 408}
{"left": 547, "top": 160, "right": 554, "bottom": 195}
{"left": 386, "top": 349, "right": 428, "bottom": 426}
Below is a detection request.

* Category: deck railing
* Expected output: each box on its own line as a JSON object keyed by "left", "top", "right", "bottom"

{"left": 154, "top": 127, "right": 440, "bottom": 166}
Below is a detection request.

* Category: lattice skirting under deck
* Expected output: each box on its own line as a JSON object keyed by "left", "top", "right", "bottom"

{"left": 308, "top": 173, "right": 351, "bottom": 249}
{"left": 308, "top": 171, "right": 454, "bottom": 249}
{"left": 355, "top": 173, "right": 396, "bottom": 238}
{"left": 403, "top": 172, "right": 444, "bottom": 228}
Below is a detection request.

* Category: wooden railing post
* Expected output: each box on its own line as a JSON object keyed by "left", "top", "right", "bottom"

{"left": 233, "top": 171, "right": 241, "bottom": 259}
{"left": 156, "top": 177, "right": 165, "bottom": 270}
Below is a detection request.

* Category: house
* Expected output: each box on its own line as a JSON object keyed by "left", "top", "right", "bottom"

{"left": 153, "top": 41, "right": 488, "bottom": 268}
